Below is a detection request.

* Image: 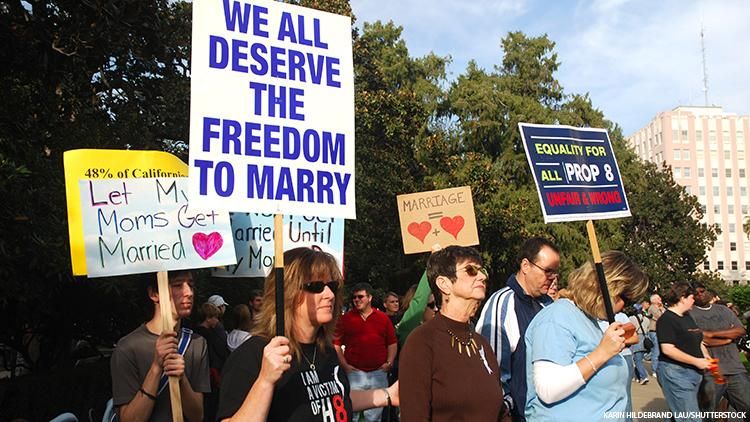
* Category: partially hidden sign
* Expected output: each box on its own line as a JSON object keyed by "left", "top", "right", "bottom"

{"left": 397, "top": 187, "right": 479, "bottom": 254}
{"left": 212, "top": 213, "right": 344, "bottom": 277}
{"left": 64, "top": 149, "right": 188, "bottom": 275}
{"left": 79, "top": 178, "right": 236, "bottom": 277}
{"left": 519, "top": 123, "right": 631, "bottom": 223}
{"left": 188, "top": 0, "right": 355, "bottom": 219}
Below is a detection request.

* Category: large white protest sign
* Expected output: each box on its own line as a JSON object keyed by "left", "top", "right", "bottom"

{"left": 212, "top": 213, "right": 344, "bottom": 277}
{"left": 79, "top": 178, "right": 236, "bottom": 277}
{"left": 189, "top": 0, "right": 355, "bottom": 219}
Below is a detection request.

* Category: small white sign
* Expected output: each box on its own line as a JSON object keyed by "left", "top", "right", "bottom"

{"left": 79, "top": 178, "right": 236, "bottom": 277}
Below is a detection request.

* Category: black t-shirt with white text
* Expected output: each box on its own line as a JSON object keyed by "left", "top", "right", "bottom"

{"left": 656, "top": 309, "right": 704, "bottom": 370}
{"left": 217, "top": 336, "right": 352, "bottom": 422}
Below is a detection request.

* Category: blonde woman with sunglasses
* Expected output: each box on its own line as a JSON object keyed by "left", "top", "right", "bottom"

{"left": 217, "top": 247, "right": 398, "bottom": 421}
{"left": 399, "top": 246, "right": 504, "bottom": 421}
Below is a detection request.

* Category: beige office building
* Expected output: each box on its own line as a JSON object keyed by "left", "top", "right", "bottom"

{"left": 628, "top": 106, "right": 750, "bottom": 285}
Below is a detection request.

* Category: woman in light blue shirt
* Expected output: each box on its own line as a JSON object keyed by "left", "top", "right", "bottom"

{"left": 525, "top": 251, "right": 649, "bottom": 421}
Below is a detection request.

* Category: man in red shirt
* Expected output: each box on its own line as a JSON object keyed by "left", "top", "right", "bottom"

{"left": 334, "top": 282, "right": 397, "bottom": 422}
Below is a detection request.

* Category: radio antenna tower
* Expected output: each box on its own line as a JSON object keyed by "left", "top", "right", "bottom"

{"left": 700, "top": 23, "right": 709, "bottom": 106}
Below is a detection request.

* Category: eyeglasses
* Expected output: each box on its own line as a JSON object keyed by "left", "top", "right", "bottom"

{"left": 303, "top": 281, "right": 339, "bottom": 294}
{"left": 352, "top": 294, "right": 369, "bottom": 300}
{"left": 458, "top": 263, "right": 489, "bottom": 278}
{"left": 528, "top": 260, "right": 559, "bottom": 278}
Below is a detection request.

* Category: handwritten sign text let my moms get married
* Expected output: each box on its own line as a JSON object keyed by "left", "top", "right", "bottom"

{"left": 79, "top": 178, "right": 236, "bottom": 277}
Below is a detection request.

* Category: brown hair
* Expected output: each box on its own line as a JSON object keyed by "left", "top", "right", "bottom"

{"left": 200, "top": 303, "right": 221, "bottom": 321}
{"left": 231, "top": 304, "right": 254, "bottom": 332}
{"left": 251, "top": 247, "right": 344, "bottom": 362}
{"left": 564, "top": 251, "right": 649, "bottom": 320}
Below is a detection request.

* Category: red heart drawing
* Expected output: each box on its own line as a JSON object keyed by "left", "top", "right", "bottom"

{"left": 192, "top": 232, "right": 224, "bottom": 260}
{"left": 407, "top": 221, "right": 432, "bottom": 243}
{"left": 440, "top": 216, "right": 465, "bottom": 240}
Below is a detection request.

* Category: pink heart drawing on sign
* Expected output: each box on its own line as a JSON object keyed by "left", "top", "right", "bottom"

{"left": 407, "top": 221, "right": 432, "bottom": 243}
{"left": 192, "top": 232, "right": 224, "bottom": 260}
{"left": 440, "top": 216, "right": 465, "bottom": 240}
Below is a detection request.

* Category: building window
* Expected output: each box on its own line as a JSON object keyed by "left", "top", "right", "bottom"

{"left": 734, "top": 280, "right": 741, "bottom": 286}
{"left": 725, "top": 150, "right": 731, "bottom": 159}
{"left": 674, "top": 150, "right": 681, "bottom": 160}
{"left": 740, "top": 169, "right": 746, "bottom": 177}
{"left": 674, "top": 167, "right": 682, "bottom": 178}
{"left": 727, "top": 187, "right": 733, "bottom": 196}
{"left": 718, "top": 261, "right": 724, "bottom": 270}
{"left": 709, "top": 131, "right": 717, "bottom": 142}
{"left": 701, "top": 204, "right": 707, "bottom": 213}
{"left": 704, "top": 261, "right": 710, "bottom": 270}
{"left": 732, "top": 261, "right": 738, "bottom": 271}
{"left": 683, "top": 167, "right": 691, "bottom": 177}
{"left": 728, "top": 205, "right": 734, "bottom": 214}
{"left": 746, "top": 261, "right": 750, "bottom": 270}
{"left": 742, "top": 187, "right": 747, "bottom": 197}
{"left": 683, "top": 150, "right": 690, "bottom": 159}
{"left": 726, "top": 169, "right": 732, "bottom": 177}
{"left": 696, "top": 130, "right": 703, "bottom": 140}
{"left": 731, "top": 242, "right": 737, "bottom": 251}
{"left": 684, "top": 186, "right": 691, "bottom": 195}
{"left": 712, "top": 168, "right": 718, "bottom": 177}
{"left": 729, "top": 223, "right": 736, "bottom": 232}
{"left": 714, "top": 205, "right": 720, "bottom": 214}
{"left": 700, "top": 186, "right": 706, "bottom": 196}
{"left": 713, "top": 187, "right": 720, "bottom": 196}
{"left": 699, "top": 168, "right": 705, "bottom": 177}
{"left": 673, "top": 129, "right": 679, "bottom": 140}
{"left": 743, "top": 205, "right": 748, "bottom": 214}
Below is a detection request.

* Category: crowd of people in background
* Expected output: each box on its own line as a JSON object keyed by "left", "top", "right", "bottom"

{"left": 108, "top": 240, "right": 750, "bottom": 422}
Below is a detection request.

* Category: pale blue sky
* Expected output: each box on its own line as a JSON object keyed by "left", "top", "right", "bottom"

{"left": 350, "top": 0, "right": 750, "bottom": 135}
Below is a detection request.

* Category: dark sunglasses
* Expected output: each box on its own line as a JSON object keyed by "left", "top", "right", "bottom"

{"left": 303, "top": 281, "right": 339, "bottom": 294}
{"left": 352, "top": 294, "right": 369, "bottom": 300}
{"left": 459, "top": 263, "right": 489, "bottom": 278}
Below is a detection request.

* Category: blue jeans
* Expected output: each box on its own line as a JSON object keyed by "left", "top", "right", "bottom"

{"left": 348, "top": 369, "right": 388, "bottom": 422}
{"left": 623, "top": 354, "right": 634, "bottom": 421}
{"left": 657, "top": 361, "right": 702, "bottom": 422}
{"left": 647, "top": 331, "right": 660, "bottom": 373}
{"left": 633, "top": 350, "right": 648, "bottom": 381}
{"left": 700, "top": 371, "right": 750, "bottom": 419}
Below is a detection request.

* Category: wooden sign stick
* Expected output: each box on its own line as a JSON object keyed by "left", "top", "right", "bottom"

{"left": 274, "top": 214, "right": 285, "bottom": 336}
{"left": 585, "top": 220, "right": 615, "bottom": 323}
{"left": 157, "top": 271, "right": 184, "bottom": 422}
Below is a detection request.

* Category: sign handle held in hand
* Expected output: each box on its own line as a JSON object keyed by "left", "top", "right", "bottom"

{"left": 586, "top": 220, "right": 615, "bottom": 324}
{"left": 157, "top": 271, "right": 183, "bottom": 422}
{"left": 274, "top": 214, "right": 285, "bottom": 336}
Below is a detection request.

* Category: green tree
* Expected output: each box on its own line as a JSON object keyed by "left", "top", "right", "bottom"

{"left": 729, "top": 285, "right": 750, "bottom": 314}
{"left": 345, "top": 21, "right": 449, "bottom": 291}
{"left": 0, "top": 0, "right": 193, "bottom": 368}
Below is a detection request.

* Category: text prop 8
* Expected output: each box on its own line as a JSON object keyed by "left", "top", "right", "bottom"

{"left": 519, "top": 123, "right": 631, "bottom": 223}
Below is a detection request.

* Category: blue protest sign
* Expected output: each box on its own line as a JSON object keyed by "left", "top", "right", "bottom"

{"left": 519, "top": 123, "right": 631, "bottom": 223}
